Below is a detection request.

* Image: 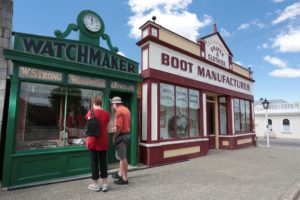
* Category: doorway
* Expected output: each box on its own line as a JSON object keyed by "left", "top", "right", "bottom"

{"left": 107, "top": 92, "right": 133, "bottom": 163}
{"left": 207, "top": 101, "right": 215, "bottom": 149}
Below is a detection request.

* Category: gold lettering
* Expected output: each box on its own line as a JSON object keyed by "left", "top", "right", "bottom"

{"left": 31, "top": 69, "right": 38, "bottom": 78}
{"left": 19, "top": 67, "right": 62, "bottom": 81}
{"left": 19, "top": 67, "right": 31, "bottom": 77}
{"left": 68, "top": 74, "right": 105, "bottom": 88}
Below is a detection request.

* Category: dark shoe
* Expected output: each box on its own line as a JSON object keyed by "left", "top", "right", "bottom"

{"left": 112, "top": 172, "right": 122, "bottom": 180}
{"left": 114, "top": 178, "right": 128, "bottom": 185}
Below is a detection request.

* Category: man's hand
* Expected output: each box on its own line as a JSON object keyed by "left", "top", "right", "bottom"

{"left": 112, "top": 126, "right": 121, "bottom": 145}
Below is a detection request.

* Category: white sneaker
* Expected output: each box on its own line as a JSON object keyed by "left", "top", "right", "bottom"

{"left": 88, "top": 183, "right": 101, "bottom": 192}
{"left": 102, "top": 184, "right": 109, "bottom": 192}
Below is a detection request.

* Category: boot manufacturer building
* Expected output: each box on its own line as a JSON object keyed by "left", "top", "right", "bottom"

{"left": 137, "top": 20, "right": 255, "bottom": 166}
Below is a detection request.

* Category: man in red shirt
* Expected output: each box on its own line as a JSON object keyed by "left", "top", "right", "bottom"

{"left": 111, "top": 96, "right": 131, "bottom": 185}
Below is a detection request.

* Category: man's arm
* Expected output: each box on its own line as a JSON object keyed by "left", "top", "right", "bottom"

{"left": 112, "top": 126, "right": 122, "bottom": 145}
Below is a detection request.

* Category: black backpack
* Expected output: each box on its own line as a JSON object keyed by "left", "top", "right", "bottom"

{"left": 83, "top": 109, "right": 100, "bottom": 137}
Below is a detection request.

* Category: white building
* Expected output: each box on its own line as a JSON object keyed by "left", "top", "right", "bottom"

{"left": 255, "top": 100, "right": 300, "bottom": 139}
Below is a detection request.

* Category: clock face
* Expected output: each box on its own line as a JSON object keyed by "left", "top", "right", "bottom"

{"left": 83, "top": 14, "right": 101, "bottom": 32}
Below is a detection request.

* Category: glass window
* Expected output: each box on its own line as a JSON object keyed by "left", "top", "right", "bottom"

{"left": 175, "top": 86, "right": 188, "bottom": 138}
{"left": 189, "top": 89, "right": 200, "bottom": 137}
{"left": 282, "top": 119, "right": 290, "bottom": 132}
{"left": 245, "top": 101, "right": 251, "bottom": 132}
{"left": 160, "top": 83, "right": 200, "bottom": 140}
{"left": 16, "top": 82, "right": 103, "bottom": 150}
{"left": 268, "top": 119, "right": 273, "bottom": 132}
{"left": 234, "top": 98, "right": 240, "bottom": 133}
{"left": 219, "top": 98, "right": 227, "bottom": 135}
{"left": 234, "top": 98, "right": 252, "bottom": 134}
{"left": 160, "top": 83, "right": 174, "bottom": 140}
{"left": 65, "top": 88, "right": 102, "bottom": 146}
{"left": 240, "top": 100, "right": 246, "bottom": 132}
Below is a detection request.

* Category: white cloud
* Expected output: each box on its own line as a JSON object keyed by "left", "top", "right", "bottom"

{"left": 234, "top": 61, "right": 243, "bottom": 66}
{"left": 272, "top": 0, "right": 285, "bottom": 3}
{"left": 238, "top": 20, "right": 265, "bottom": 31}
{"left": 257, "top": 43, "right": 269, "bottom": 49}
{"left": 127, "top": 0, "right": 212, "bottom": 41}
{"left": 269, "top": 68, "right": 300, "bottom": 78}
{"left": 264, "top": 55, "right": 300, "bottom": 78}
{"left": 117, "top": 51, "right": 126, "bottom": 57}
{"left": 264, "top": 55, "right": 287, "bottom": 68}
{"left": 252, "top": 20, "right": 266, "bottom": 29}
{"left": 220, "top": 28, "right": 231, "bottom": 37}
{"left": 272, "top": 2, "right": 300, "bottom": 24}
{"left": 272, "top": 26, "right": 300, "bottom": 52}
{"left": 238, "top": 23, "right": 250, "bottom": 30}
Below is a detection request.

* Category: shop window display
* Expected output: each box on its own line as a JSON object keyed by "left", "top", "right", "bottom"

{"left": 234, "top": 98, "right": 251, "bottom": 133}
{"left": 160, "top": 83, "right": 200, "bottom": 140}
{"left": 16, "top": 82, "right": 102, "bottom": 150}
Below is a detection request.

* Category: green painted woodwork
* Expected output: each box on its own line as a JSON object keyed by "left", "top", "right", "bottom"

{"left": 54, "top": 10, "right": 118, "bottom": 53}
{"left": 10, "top": 150, "right": 90, "bottom": 186}
{"left": 2, "top": 10, "right": 142, "bottom": 188}
{"left": 54, "top": 23, "right": 78, "bottom": 40}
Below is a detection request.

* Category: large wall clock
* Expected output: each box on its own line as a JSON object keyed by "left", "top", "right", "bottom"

{"left": 83, "top": 13, "right": 101, "bottom": 32}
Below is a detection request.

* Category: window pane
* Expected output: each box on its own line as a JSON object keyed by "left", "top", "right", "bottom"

{"left": 65, "top": 88, "right": 103, "bottom": 146}
{"left": 16, "top": 83, "right": 65, "bottom": 150}
{"left": 245, "top": 101, "right": 250, "bottom": 132}
{"left": 283, "top": 119, "right": 289, "bottom": 125}
{"left": 160, "top": 83, "right": 174, "bottom": 140}
{"left": 240, "top": 100, "right": 246, "bottom": 132}
{"left": 234, "top": 98, "right": 240, "bottom": 133}
{"left": 189, "top": 89, "right": 200, "bottom": 137}
{"left": 175, "top": 86, "right": 188, "bottom": 138}
{"left": 283, "top": 119, "right": 290, "bottom": 132}
{"left": 16, "top": 82, "right": 104, "bottom": 150}
{"left": 220, "top": 104, "right": 227, "bottom": 135}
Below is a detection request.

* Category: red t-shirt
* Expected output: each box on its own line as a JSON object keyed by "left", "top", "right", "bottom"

{"left": 85, "top": 108, "right": 110, "bottom": 151}
{"left": 115, "top": 105, "right": 131, "bottom": 133}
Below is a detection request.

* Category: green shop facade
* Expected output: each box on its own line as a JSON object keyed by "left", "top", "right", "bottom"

{"left": 2, "top": 10, "right": 142, "bottom": 188}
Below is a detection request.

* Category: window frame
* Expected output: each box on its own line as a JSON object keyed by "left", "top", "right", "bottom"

{"left": 159, "top": 83, "right": 201, "bottom": 141}
{"left": 15, "top": 69, "right": 106, "bottom": 153}
{"left": 233, "top": 98, "right": 252, "bottom": 134}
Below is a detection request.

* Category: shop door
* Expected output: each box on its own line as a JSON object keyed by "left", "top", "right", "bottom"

{"left": 108, "top": 92, "right": 133, "bottom": 163}
{"left": 207, "top": 102, "right": 215, "bottom": 149}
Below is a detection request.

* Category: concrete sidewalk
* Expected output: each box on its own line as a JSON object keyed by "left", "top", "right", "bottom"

{"left": 1, "top": 147, "right": 300, "bottom": 200}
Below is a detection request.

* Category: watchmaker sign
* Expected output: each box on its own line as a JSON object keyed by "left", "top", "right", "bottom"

{"left": 13, "top": 33, "right": 138, "bottom": 74}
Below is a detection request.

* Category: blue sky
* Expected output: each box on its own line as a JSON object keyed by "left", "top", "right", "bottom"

{"left": 13, "top": 0, "right": 300, "bottom": 102}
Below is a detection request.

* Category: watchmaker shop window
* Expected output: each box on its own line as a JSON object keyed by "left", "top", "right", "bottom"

{"left": 160, "top": 83, "right": 200, "bottom": 140}
{"left": 233, "top": 98, "right": 251, "bottom": 134}
{"left": 65, "top": 88, "right": 103, "bottom": 146}
{"left": 16, "top": 82, "right": 103, "bottom": 150}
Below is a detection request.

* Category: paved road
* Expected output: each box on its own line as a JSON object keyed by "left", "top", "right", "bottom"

{"left": 1, "top": 146, "right": 300, "bottom": 200}
{"left": 257, "top": 137, "right": 300, "bottom": 149}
